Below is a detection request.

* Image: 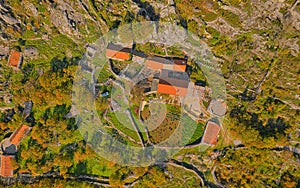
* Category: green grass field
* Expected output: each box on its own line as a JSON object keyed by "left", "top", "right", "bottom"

{"left": 107, "top": 111, "right": 140, "bottom": 142}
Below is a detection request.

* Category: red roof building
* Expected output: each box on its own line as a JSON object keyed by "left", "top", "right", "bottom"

{"left": 9, "top": 124, "right": 31, "bottom": 146}
{"left": 201, "top": 121, "right": 220, "bottom": 146}
{"left": 157, "top": 70, "right": 189, "bottom": 96}
{"left": 7, "top": 50, "right": 22, "bottom": 70}
{"left": 145, "top": 56, "right": 187, "bottom": 72}
{"left": 172, "top": 57, "right": 188, "bottom": 72}
{"left": 0, "top": 155, "right": 14, "bottom": 177}
{"left": 106, "top": 43, "right": 131, "bottom": 61}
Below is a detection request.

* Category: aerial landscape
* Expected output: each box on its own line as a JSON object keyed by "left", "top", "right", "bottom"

{"left": 0, "top": 0, "right": 299, "bottom": 187}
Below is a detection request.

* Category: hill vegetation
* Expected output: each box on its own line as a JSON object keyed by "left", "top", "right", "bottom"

{"left": 0, "top": 0, "right": 299, "bottom": 187}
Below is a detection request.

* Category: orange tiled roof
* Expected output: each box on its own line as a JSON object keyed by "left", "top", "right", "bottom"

{"left": 157, "top": 84, "right": 188, "bottom": 96}
{"left": 157, "top": 84, "right": 177, "bottom": 95}
{"left": 145, "top": 56, "right": 187, "bottom": 72}
{"left": 201, "top": 121, "right": 220, "bottom": 145}
{"left": 7, "top": 50, "right": 22, "bottom": 69}
{"left": 156, "top": 69, "right": 189, "bottom": 96}
{"left": 145, "top": 60, "right": 164, "bottom": 70}
{"left": 173, "top": 64, "right": 186, "bottom": 72}
{"left": 106, "top": 49, "right": 130, "bottom": 61}
{"left": 106, "top": 43, "right": 131, "bottom": 61}
{"left": 9, "top": 125, "right": 31, "bottom": 146}
{"left": 0, "top": 155, "right": 14, "bottom": 177}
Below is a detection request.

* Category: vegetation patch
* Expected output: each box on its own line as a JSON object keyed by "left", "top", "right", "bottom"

{"left": 148, "top": 104, "right": 181, "bottom": 144}
{"left": 107, "top": 111, "right": 140, "bottom": 142}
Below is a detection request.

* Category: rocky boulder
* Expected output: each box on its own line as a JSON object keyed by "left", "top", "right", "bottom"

{"left": 50, "top": 1, "right": 85, "bottom": 36}
{"left": 23, "top": 46, "right": 38, "bottom": 59}
{"left": 0, "top": 45, "right": 9, "bottom": 57}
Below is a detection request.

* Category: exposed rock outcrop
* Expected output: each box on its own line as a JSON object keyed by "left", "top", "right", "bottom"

{"left": 0, "top": 45, "right": 9, "bottom": 57}
{"left": 23, "top": 46, "right": 38, "bottom": 59}
{"left": 50, "top": 1, "right": 85, "bottom": 36}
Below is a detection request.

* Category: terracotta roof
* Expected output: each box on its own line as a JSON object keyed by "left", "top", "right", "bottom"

{"left": 9, "top": 125, "right": 31, "bottom": 146}
{"left": 145, "top": 56, "right": 187, "bottom": 72}
{"left": 7, "top": 50, "right": 22, "bottom": 69}
{"left": 145, "top": 61, "right": 164, "bottom": 70}
{"left": 173, "top": 64, "right": 186, "bottom": 72}
{"left": 0, "top": 155, "right": 14, "bottom": 177}
{"left": 157, "top": 84, "right": 176, "bottom": 95}
{"left": 201, "top": 121, "right": 220, "bottom": 145}
{"left": 106, "top": 49, "right": 130, "bottom": 61}
{"left": 157, "top": 84, "right": 188, "bottom": 96}
{"left": 156, "top": 70, "right": 189, "bottom": 96}
{"left": 106, "top": 43, "right": 131, "bottom": 61}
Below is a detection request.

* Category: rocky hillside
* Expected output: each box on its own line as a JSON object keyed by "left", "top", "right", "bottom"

{"left": 0, "top": 0, "right": 299, "bottom": 187}
{"left": 0, "top": 0, "right": 298, "bottom": 146}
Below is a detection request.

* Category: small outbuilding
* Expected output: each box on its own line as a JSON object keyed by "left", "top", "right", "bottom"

{"left": 201, "top": 121, "right": 221, "bottom": 146}
{"left": 7, "top": 50, "right": 22, "bottom": 70}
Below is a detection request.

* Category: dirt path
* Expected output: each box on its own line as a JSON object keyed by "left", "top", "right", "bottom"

{"left": 168, "top": 160, "right": 205, "bottom": 187}
{"left": 0, "top": 173, "right": 111, "bottom": 187}
{"left": 211, "top": 165, "right": 225, "bottom": 188}
{"left": 271, "top": 97, "right": 300, "bottom": 110}
{"left": 125, "top": 109, "right": 146, "bottom": 148}
{"left": 109, "top": 81, "right": 146, "bottom": 147}
{"left": 103, "top": 109, "right": 142, "bottom": 145}
{"left": 138, "top": 101, "right": 152, "bottom": 144}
